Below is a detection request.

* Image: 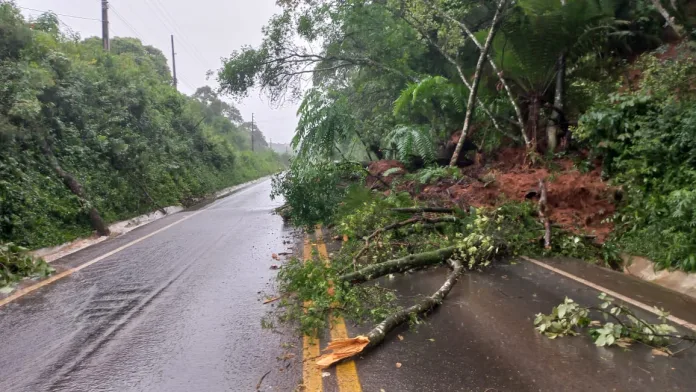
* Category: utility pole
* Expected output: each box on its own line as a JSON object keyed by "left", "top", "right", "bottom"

{"left": 251, "top": 113, "right": 255, "bottom": 152}
{"left": 171, "top": 35, "right": 178, "bottom": 90}
{"left": 101, "top": 0, "right": 110, "bottom": 51}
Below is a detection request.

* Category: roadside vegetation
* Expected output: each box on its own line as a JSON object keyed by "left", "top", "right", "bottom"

{"left": 0, "top": 2, "right": 286, "bottom": 288}
{"left": 222, "top": 0, "right": 696, "bottom": 362}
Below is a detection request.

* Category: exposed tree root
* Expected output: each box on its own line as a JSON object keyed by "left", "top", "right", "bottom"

{"left": 538, "top": 179, "right": 551, "bottom": 249}
{"left": 391, "top": 207, "right": 455, "bottom": 214}
{"left": 341, "top": 247, "right": 456, "bottom": 284}
{"left": 317, "top": 259, "right": 464, "bottom": 368}
{"left": 353, "top": 216, "right": 458, "bottom": 267}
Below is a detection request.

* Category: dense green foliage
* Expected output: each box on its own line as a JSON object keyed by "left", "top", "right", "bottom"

{"left": 578, "top": 44, "right": 696, "bottom": 271}
{"left": 273, "top": 186, "right": 614, "bottom": 335}
{"left": 0, "top": 243, "right": 53, "bottom": 289}
{"left": 0, "top": 3, "right": 283, "bottom": 252}
{"left": 271, "top": 162, "right": 367, "bottom": 229}
{"left": 221, "top": 0, "right": 676, "bottom": 161}
{"left": 222, "top": 0, "right": 696, "bottom": 273}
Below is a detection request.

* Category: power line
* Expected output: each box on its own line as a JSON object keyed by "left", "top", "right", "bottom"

{"left": 140, "top": 0, "right": 213, "bottom": 70}
{"left": 150, "top": 0, "right": 209, "bottom": 63}
{"left": 27, "top": 2, "right": 203, "bottom": 93}
{"left": 20, "top": 8, "right": 84, "bottom": 39}
{"left": 106, "top": 2, "right": 201, "bottom": 92}
{"left": 108, "top": 3, "right": 145, "bottom": 40}
{"left": 18, "top": 6, "right": 101, "bottom": 22}
{"left": 148, "top": 0, "right": 209, "bottom": 61}
{"left": 179, "top": 78, "right": 197, "bottom": 92}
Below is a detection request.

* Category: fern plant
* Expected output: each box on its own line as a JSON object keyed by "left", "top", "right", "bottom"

{"left": 383, "top": 125, "right": 437, "bottom": 163}
{"left": 407, "top": 166, "right": 462, "bottom": 185}
{"left": 495, "top": 0, "right": 618, "bottom": 93}
{"left": 293, "top": 88, "right": 356, "bottom": 161}
{"left": 394, "top": 76, "right": 465, "bottom": 116}
{"left": 393, "top": 76, "right": 467, "bottom": 134}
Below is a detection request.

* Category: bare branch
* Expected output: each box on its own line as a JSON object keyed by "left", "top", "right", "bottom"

{"left": 450, "top": 0, "right": 506, "bottom": 166}
{"left": 423, "top": 0, "right": 529, "bottom": 148}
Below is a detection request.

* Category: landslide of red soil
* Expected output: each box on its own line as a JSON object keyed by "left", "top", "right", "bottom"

{"left": 367, "top": 160, "right": 405, "bottom": 187}
{"left": 369, "top": 148, "right": 616, "bottom": 243}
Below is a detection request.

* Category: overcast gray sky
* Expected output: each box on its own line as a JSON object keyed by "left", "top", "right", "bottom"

{"left": 18, "top": 0, "right": 298, "bottom": 144}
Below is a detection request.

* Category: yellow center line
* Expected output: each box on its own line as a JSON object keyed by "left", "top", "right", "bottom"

{"left": 315, "top": 227, "right": 363, "bottom": 392}
{"left": 302, "top": 236, "right": 323, "bottom": 392}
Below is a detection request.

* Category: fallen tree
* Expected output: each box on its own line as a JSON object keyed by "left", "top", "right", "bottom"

{"left": 352, "top": 215, "right": 458, "bottom": 269}
{"left": 272, "top": 172, "right": 630, "bottom": 368}
{"left": 343, "top": 246, "right": 457, "bottom": 283}
{"left": 287, "top": 203, "right": 512, "bottom": 367}
{"left": 391, "top": 207, "right": 455, "bottom": 214}
{"left": 318, "top": 259, "right": 464, "bottom": 368}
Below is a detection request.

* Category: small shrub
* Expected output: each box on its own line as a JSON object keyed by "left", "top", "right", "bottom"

{"left": 0, "top": 243, "right": 54, "bottom": 289}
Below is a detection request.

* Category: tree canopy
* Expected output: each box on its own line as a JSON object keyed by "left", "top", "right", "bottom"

{"left": 222, "top": 0, "right": 696, "bottom": 272}
{"left": 0, "top": 2, "right": 283, "bottom": 249}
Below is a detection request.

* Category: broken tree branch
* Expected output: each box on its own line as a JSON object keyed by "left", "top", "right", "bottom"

{"left": 365, "top": 216, "right": 458, "bottom": 244}
{"left": 353, "top": 216, "right": 458, "bottom": 268}
{"left": 648, "top": 0, "right": 682, "bottom": 37}
{"left": 391, "top": 207, "right": 455, "bottom": 214}
{"left": 317, "top": 259, "right": 464, "bottom": 368}
{"left": 538, "top": 179, "right": 551, "bottom": 249}
{"left": 360, "top": 167, "right": 391, "bottom": 189}
{"left": 341, "top": 246, "right": 456, "bottom": 283}
{"left": 256, "top": 370, "right": 272, "bottom": 391}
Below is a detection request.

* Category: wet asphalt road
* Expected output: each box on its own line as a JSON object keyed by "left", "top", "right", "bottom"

{"left": 333, "top": 257, "right": 696, "bottom": 392}
{"left": 0, "top": 180, "right": 302, "bottom": 392}
{"left": 2, "top": 178, "right": 696, "bottom": 392}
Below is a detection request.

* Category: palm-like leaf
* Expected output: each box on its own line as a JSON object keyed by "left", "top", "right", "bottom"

{"left": 383, "top": 125, "right": 437, "bottom": 163}
{"left": 494, "top": 0, "right": 618, "bottom": 94}
{"left": 393, "top": 76, "right": 467, "bottom": 118}
{"left": 293, "top": 89, "right": 356, "bottom": 161}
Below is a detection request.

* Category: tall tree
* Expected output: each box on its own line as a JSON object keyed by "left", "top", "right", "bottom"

{"left": 450, "top": 0, "right": 507, "bottom": 166}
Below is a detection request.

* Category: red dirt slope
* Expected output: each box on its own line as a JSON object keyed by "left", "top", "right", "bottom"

{"left": 369, "top": 149, "right": 617, "bottom": 243}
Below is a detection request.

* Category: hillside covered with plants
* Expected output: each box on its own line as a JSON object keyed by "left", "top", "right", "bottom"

{"left": 218, "top": 0, "right": 696, "bottom": 360}
{"left": 0, "top": 3, "right": 285, "bottom": 285}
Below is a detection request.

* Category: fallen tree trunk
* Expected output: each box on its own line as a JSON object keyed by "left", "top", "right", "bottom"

{"left": 391, "top": 207, "right": 455, "bottom": 214}
{"left": 41, "top": 142, "right": 110, "bottom": 237}
{"left": 317, "top": 259, "right": 464, "bottom": 368}
{"left": 362, "top": 216, "right": 457, "bottom": 245}
{"left": 353, "top": 216, "right": 458, "bottom": 267}
{"left": 341, "top": 246, "right": 456, "bottom": 283}
{"left": 135, "top": 179, "right": 168, "bottom": 215}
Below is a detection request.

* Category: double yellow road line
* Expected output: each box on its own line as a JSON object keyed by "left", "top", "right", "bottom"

{"left": 302, "top": 227, "right": 362, "bottom": 392}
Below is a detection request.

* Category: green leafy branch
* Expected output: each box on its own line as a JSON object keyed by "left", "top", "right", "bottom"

{"left": 0, "top": 243, "right": 55, "bottom": 290}
{"left": 535, "top": 293, "right": 696, "bottom": 355}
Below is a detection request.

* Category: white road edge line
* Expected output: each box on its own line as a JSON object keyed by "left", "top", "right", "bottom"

{"left": 521, "top": 256, "right": 696, "bottom": 332}
{"left": 0, "top": 179, "right": 268, "bottom": 307}
{"left": 76, "top": 179, "right": 266, "bottom": 273}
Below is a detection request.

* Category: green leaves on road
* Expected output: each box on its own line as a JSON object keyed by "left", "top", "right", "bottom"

{"left": 535, "top": 293, "right": 692, "bottom": 353}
